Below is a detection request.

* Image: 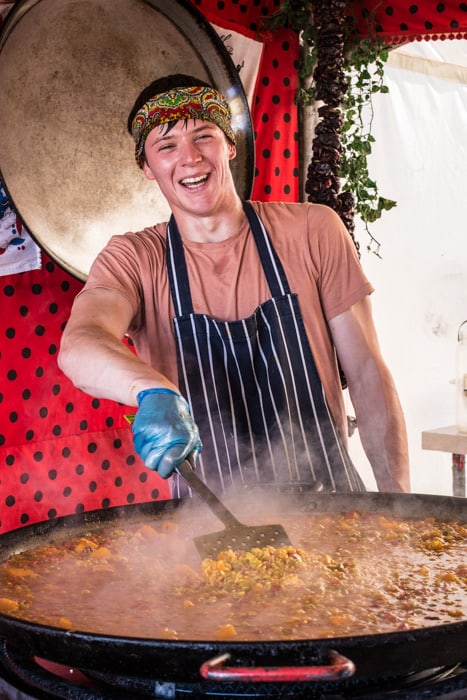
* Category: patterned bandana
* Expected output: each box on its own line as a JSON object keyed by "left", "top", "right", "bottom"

{"left": 131, "top": 85, "right": 236, "bottom": 168}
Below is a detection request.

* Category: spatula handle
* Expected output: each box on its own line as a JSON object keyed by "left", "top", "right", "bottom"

{"left": 176, "top": 459, "right": 242, "bottom": 529}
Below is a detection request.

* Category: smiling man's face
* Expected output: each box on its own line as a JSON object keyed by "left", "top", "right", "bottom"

{"left": 142, "top": 119, "right": 237, "bottom": 222}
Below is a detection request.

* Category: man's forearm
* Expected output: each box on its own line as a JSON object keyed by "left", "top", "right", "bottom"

{"left": 351, "top": 366, "right": 410, "bottom": 492}
{"left": 58, "top": 328, "right": 178, "bottom": 407}
{"left": 358, "top": 412, "right": 410, "bottom": 492}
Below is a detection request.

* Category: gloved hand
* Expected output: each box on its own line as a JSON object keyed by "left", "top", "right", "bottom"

{"left": 132, "top": 388, "right": 202, "bottom": 477}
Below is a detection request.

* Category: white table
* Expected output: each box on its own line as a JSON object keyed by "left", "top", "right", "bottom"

{"left": 421, "top": 425, "right": 467, "bottom": 497}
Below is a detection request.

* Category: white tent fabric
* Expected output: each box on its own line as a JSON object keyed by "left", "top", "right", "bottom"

{"left": 389, "top": 38, "right": 467, "bottom": 77}
{"left": 347, "top": 40, "right": 467, "bottom": 495}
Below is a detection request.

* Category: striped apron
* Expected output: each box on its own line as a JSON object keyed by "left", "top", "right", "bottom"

{"left": 166, "top": 201, "right": 365, "bottom": 496}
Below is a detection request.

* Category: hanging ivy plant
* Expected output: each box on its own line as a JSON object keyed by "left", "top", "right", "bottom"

{"left": 340, "top": 34, "right": 397, "bottom": 255}
{"left": 267, "top": 0, "right": 396, "bottom": 255}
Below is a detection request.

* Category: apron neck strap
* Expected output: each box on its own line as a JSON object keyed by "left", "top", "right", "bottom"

{"left": 166, "top": 201, "right": 291, "bottom": 317}
{"left": 242, "top": 201, "right": 290, "bottom": 297}
{"left": 167, "top": 214, "right": 193, "bottom": 316}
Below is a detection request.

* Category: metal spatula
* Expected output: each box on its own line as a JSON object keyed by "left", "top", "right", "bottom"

{"left": 176, "top": 459, "right": 293, "bottom": 559}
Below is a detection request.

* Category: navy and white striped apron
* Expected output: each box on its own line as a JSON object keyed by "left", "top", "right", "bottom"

{"left": 166, "top": 201, "right": 365, "bottom": 496}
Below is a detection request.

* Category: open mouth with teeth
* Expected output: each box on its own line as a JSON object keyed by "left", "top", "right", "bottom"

{"left": 181, "top": 174, "right": 209, "bottom": 189}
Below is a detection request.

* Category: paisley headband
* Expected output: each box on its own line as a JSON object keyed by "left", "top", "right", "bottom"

{"left": 131, "top": 85, "right": 236, "bottom": 167}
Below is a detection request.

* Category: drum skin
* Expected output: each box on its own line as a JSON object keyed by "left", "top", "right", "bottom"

{"left": 0, "top": 0, "right": 254, "bottom": 280}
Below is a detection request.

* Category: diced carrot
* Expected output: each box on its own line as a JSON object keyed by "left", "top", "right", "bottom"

{"left": 0, "top": 597, "right": 19, "bottom": 613}
{"left": 57, "top": 617, "right": 74, "bottom": 629}
{"left": 5, "top": 566, "right": 37, "bottom": 580}
{"left": 90, "top": 547, "right": 111, "bottom": 559}
{"left": 74, "top": 538, "right": 99, "bottom": 553}
{"left": 215, "top": 624, "right": 237, "bottom": 640}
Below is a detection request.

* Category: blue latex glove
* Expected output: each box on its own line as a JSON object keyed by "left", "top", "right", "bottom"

{"left": 132, "top": 388, "right": 202, "bottom": 477}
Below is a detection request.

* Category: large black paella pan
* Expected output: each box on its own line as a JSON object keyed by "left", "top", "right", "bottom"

{"left": 0, "top": 491, "right": 465, "bottom": 689}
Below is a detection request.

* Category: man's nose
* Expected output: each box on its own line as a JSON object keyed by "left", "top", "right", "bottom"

{"left": 182, "top": 141, "right": 203, "bottom": 164}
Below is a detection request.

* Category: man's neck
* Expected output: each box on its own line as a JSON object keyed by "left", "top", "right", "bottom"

{"left": 171, "top": 197, "right": 247, "bottom": 244}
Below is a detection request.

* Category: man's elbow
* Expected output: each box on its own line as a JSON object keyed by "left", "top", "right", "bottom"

{"left": 58, "top": 331, "right": 82, "bottom": 388}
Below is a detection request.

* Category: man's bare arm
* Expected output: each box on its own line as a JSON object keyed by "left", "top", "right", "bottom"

{"left": 329, "top": 296, "right": 410, "bottom": 492}
{"left": 58, "top": 288, "right": 178, "bottom": 407}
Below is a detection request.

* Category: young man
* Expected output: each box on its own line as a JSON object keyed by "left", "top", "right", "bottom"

{"left": 58, "top": 74, "right": 410, "bottom": 496}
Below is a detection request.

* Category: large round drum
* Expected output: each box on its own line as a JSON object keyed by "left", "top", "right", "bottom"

{"left": 0, "top": 0, "right": 254, "bottom": 280}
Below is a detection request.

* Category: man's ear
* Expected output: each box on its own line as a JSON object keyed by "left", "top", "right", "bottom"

{"left": 227, "top": 140, "right": 237, "bottom": 161}
{"left": 142, "top": 160, "right": 156, "bottom": 181}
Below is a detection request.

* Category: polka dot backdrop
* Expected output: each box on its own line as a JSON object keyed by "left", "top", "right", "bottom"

{"left": 1, "top": 255, "right": 169, "bottom": 533}
{"left": 0, "top": 0, "right": 300, "bottom": 533}
{"left": 350, "top": 1, "right": 467, "bottom": 43}
{"left": 192, "top": 0, "right": 301, "bottom": 201}
{"left": 252, "top": 37, "right": 300, "bottom": 201}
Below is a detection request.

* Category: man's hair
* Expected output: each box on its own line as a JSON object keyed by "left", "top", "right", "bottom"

{"left": 127, "top": 74, "right": 213, "bottom": 135}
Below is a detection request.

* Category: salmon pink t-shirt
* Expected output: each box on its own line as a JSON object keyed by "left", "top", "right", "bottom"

{"left": 80, "top": 201, "right": 373, "bottom": 440}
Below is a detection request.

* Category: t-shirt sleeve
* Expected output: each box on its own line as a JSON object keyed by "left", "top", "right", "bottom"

{"left": 77, "top": 233, "right": 144, "bottom": 326}
{"left": 307, "top": 204, "right": 374, "bottom": 320}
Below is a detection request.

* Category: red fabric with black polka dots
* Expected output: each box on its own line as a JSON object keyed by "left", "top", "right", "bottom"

{"left": 1, "top": 257, "right": 170, "bottom": 532}
{"left": 350, "top": 1, "right": 467, "bottom": 43}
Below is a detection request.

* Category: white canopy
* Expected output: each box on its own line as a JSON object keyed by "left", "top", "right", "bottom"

{"left": 348, "top": 40, "right": 467, "bottom": 495}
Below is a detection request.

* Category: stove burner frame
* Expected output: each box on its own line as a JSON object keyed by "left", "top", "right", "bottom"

{"left": 1, "top": 640, "right": 467, "bottom": 699}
